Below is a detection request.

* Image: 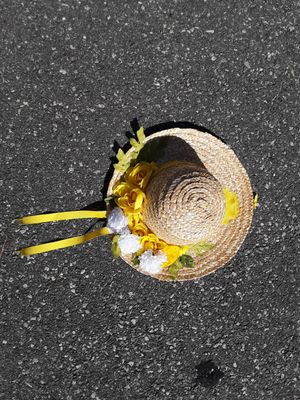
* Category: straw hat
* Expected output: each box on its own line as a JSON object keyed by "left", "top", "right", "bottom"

{"left": 107, "top": 127, "right": 253, "bottom": 281}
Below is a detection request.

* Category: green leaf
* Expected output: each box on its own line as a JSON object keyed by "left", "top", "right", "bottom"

{"left": 113, "top": 163, "right": 124, "bottom": 172}
{"left": 104, "top": 196, "right": 115, "bottom": 207}
{"left": 168, "top": 259, "right": 183, "bottom": 280}
{"left": 112, "top": 235, "right": 119, "bottom": 244}
{"left": 112, "top": 235, "right": 121, "bottom": 258}
{"left": 132, "top": 255, "right": 140, "bottom": 266}
{"left": 188, "top": 241, "right": 215, "bottom": 257}
{"left": 104, "top": 196, "right": 115, "bottom": 203}
{"left": 116, "top": 148, "right": 125, "bottom": 161}
{"left": 179, "top": 254, "right": 195, "bottom": 268}
{"left": 130, "top": 138, "right": 142, "bottom": 150}
{"left": 113, "top": 162, "right": 130, "bottom": 173}
{"left": 136, "top": 127, "right": 146, "bottom": 143}
{"left": 130, "top": 151, "right": 139, "bottom": 160}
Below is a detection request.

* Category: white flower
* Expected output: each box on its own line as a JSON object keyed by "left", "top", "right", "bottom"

{"left": 107, "top": 207, "right": 128, "bottom": 233}
{"left": 119, "top": 227, "right": 131, "bottom": 235}
{"left": 118, "top": 233, "right": 142, "bottom": 255}
{"left": 139, "top": 250, "right": 167, "bottom": 275}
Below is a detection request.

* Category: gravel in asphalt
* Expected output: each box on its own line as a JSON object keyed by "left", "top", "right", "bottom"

{"left": 0, "top": 1, "right": 299, "bottom": 399}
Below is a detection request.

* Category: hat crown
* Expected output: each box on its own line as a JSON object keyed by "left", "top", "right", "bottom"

{"left": 142, "top": 161, "right": 226, "bottom": 245}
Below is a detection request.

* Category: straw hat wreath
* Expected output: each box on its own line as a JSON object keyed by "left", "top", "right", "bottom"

{"left": 18, "top": 125, "right": 258, "bottom": 281}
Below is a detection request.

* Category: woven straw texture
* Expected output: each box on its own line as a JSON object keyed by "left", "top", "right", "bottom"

{"left": 107, "top": 128, "right": 253, "bottom": 281}
{"left": 143, "top": 161, "right": 226, "bottom": 245}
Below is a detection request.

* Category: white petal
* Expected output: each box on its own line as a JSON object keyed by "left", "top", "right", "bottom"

{"left": 107, "top": 207, "right": 128, "bottom": 233}
{"left": 139, "top": 250, "right": 167, "bottom": 275}
{"left": 118, "top": 234, "right": 142, "bottom": 255}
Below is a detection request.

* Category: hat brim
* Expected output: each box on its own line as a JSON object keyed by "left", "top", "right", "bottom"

{"left": 107, "top": 128, "right": 253, "bottom": 281}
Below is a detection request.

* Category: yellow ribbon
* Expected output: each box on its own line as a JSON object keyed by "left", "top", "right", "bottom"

{"left": 18, "top": 210, "right": 109, "bottom": 256}
{"left": 18, "top": 210, "right": 107, "bottom": 225}
{"left": 19, "top": 227, "right": 111, "bottom": 256}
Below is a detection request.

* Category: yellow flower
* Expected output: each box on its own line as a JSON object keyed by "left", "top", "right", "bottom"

{"left": 130, "top": 221, "right": 149, "bottom": 237}
{"left": 162, "top": 245, "right": 183, "bottom": 267}
{"left": 135, "top": 229, "right": 189, "bottom": 266}
{"left": 125, "top": 162, "right": 158, "bottom": 190}
{"left": 113, "top": 181, "right": 135, "bottom": 197}
{"left": 138, "top": 233, "right": 166, "bottom": 253}
{"left": 113, "top": 182, "right": 145, "bottom": 214}
{"left": 222, "top": 187, "right": 240, "bottom": 224}
{"left": 127, "top": 213, "right": 141, "bottom": 229}
{"left": 161, "top": 244, "right": 190, "bottom": 267}
{"left": 181, "top": 245, "right": 190, "bottom": 255}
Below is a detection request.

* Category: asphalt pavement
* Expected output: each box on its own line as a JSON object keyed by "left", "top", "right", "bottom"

{"left": 0, "top": 1, "right": 299, "bottom": 399}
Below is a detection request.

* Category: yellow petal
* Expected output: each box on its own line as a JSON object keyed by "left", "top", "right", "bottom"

{"left": 222, "top": 187, "right": 240, "bottom": 224}
{"left": 162, "top": 245, "right": 182, "bottom": 267}
{"left": 133, "top": 189, "right": 145, "bottom": 210}
{"left": 131, "top": 222, "right": 149, "bottom": 236}
{"left": 113, "top": 182, "right": 135, "bottom": 197}
{"left": 125, "top": 161, "right": 158, "bottom": 190}
{"left": 253, "top": 193, "right": 259, "bottom": 209}
{"left": 128, "top": 213, "right": 141, "bottom": 227}
{"left": 180, "top": 245, "right": 190, "bottom": 255}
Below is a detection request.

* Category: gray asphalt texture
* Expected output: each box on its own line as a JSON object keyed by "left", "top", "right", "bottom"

{"left": 0, "top": 1, "right": 299, "bottom": 399}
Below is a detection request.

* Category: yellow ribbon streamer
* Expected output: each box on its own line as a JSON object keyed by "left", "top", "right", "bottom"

{"left": 18, "top": 210, "right": 107, "bottom": 225}
{"left": 18, "top": 209, "right": 109, "bottom": 256}
{"left": 19, "top": 227, "right": 111, "bottom": 256}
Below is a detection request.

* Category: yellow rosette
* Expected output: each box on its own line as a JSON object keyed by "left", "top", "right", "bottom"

{"left": 130, "top": 221, "right": 149, "bottom": 237}
{"left": 138, "top": 233, "right": 166, "bottom": 254}
{"left": 125, "top": 162, "right": 158, "bottom": 190}
{"left": 113, "top": 182, "right": 146, "bottom": 215}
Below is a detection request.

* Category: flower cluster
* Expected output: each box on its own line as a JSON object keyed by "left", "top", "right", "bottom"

{"left": 109, "top": 161, "right": 189, "bottom": 276}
